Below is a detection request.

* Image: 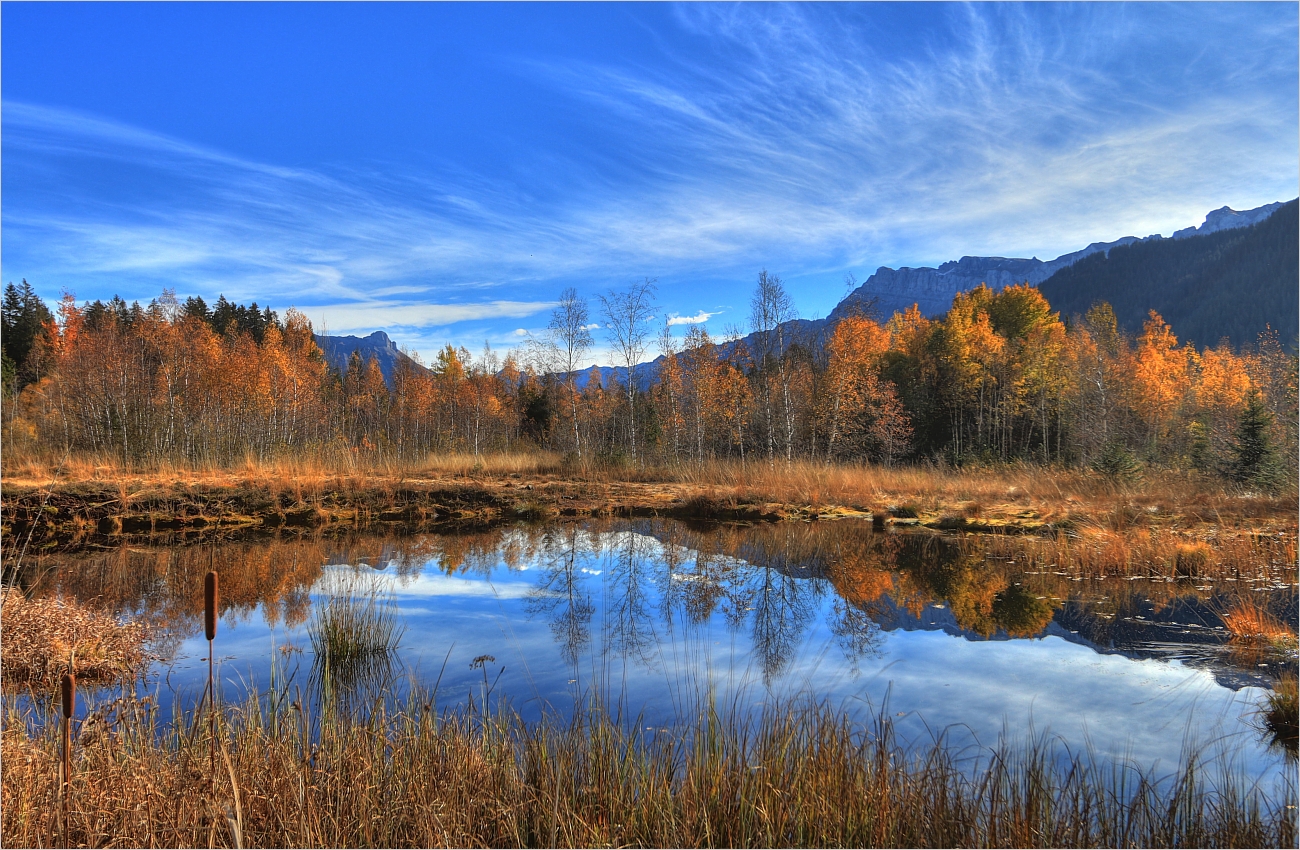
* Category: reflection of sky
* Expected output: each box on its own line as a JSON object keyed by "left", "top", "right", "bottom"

{"left": 149, "top": 528, "right": 1290, "bottom": 789}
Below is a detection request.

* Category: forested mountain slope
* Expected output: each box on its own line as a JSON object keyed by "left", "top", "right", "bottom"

{"left": 1038, "top": 200, "right": 1298, "bottom": 348}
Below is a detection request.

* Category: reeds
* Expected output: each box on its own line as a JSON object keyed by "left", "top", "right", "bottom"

{"left": 979, "top": 525, "right": 1295, "bottom": 583}
{"left": 0, "top": 590, "right": 148, "bottom": 687}
{"left": 1, "top": 690, "right": 1292, "bottom": 848}
{"left": 308, "top": 573, "right": 405, "bottom": 674}
{"left": 1221, "top": 595, "right": 1296, "bottom": 650}
{"left": 1262, "top": 674, "right": 1298, "bottom": 755}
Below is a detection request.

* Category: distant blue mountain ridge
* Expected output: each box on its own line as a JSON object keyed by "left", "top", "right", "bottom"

{"left": 314, "top": 330, "right": 427, "bottom": 384}
{"left": 315, "top": 199, "right": 1294, "bottom": 387}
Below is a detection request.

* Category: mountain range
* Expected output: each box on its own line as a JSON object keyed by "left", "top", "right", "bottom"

{"left": 314, "top": 329, "right": 427, "bottom": 383}
{"left": 316, "top": 198, "right": 1297, "bottom": 385}
{"left": 831, "top": 199, "right": 1290, "bottom": 331}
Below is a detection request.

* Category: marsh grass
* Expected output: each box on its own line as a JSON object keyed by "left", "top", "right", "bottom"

{"left": 307, "top": 572, "right": 405, "bottom": 675}
{"left": 0, "top": 590, "right": 148, "bottom": 687}
{"left": 1220, "top": 595, "right": 1297, "bottom": 650}
{"left": 1262, "top": 674, "right": 1298, "bottom": 755}
{"left": 7, "top": 450, "right": 1293, "bottom": 520}
{"left": 1, "top": 688, "right": 1293, "bottom": 849}
{"left": 978, "top": 526, "right": 1295, "bottom": 583}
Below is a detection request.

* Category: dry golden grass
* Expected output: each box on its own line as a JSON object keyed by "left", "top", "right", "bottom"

{"left": 5, "top": 449, "right": 1293, "bottom": 520}
{"left": 1221, "top": 596, "right": 1297, "bottom": 648}
{"left": 2, "top": 692, "right": 1292, "bottom": 849}
{"left": 977, "top": 524, "right": 1295, "bottom": 584}
{"left": 4, "top": 453, "right": 1294, "bottom": 587}
{"left": 0, "top": 590, "right": 149, "bottom": 687}
{"left": 2, "top": 449, "right": 566, "bottom": 488}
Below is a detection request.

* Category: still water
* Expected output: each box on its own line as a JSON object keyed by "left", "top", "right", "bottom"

{"left": 22, "top": 519, "right": 1298, "bottom": 785}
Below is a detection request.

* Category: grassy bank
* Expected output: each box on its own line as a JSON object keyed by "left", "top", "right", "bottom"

{"left": 3, "top": 688, "right": 1293, "bottom": 849}
{"left": 4, "top": 453, "right": 1295, "bottom": 553}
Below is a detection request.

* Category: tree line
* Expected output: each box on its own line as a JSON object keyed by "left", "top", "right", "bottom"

{"left": 3, "top": 275, "right": 1295, "bottom": 487}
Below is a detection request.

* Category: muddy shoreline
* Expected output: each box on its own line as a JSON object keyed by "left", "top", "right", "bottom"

{"left": 0, "top": 474, "right": 1073, "bottom": 551}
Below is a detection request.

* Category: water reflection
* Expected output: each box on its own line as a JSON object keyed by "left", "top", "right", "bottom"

{"left": 10, "top": 518, "right": 1297, "bottom": 772}
{"left": 525, "top": 526, "right": 595, "bottom": 666}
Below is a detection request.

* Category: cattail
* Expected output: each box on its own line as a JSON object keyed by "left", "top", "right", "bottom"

{"left": 204, "top": 571, "right": 219, "bottom": 641}
{"left": 61, "top": 671, "right": 75, "bottom": 844}
{"left": 204, "top": 569, "right": 218, "bottom": 794}
{"left": 61, "top": 671, "right": 76, "bottom": 719}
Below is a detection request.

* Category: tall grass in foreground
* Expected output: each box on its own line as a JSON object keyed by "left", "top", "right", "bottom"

{"left": 2, "top": 691, "right": 1293, "bottom": 848}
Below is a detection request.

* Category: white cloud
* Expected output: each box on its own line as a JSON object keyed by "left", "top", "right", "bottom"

{"left": 2, "top": 4, "right": 1294, "bottom": 346}
{"left": 666, "top": 310, "right": 720, "bottom": 326}
{"left": 307, "top": 300, "right": 555, "bottom": 333}
{"left": 512, "top": 328, "right": 529, "bottom": 337}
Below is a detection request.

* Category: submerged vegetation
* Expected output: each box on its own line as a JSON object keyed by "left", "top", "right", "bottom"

{"left": 2, "top": 688, "right": 1294, "bottom": 849}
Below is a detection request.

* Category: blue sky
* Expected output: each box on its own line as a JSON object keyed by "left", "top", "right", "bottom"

{"left": 3, "top": 2, "right": 1296, "bottom": 365}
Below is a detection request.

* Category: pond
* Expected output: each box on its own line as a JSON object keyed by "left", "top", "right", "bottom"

{"left": 12, "top": 518, "right": 1298, "bottom": 787}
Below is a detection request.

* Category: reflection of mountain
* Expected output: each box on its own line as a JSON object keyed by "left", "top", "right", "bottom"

{"left": 629, "top": 519, "right": 1290, "bottom": 692}
{"left": 849, "top": 588, "right": 1279, "bottom": 692}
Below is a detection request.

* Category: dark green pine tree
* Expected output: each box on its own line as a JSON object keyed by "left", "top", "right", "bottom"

{"left": 1228, "top": 389, "right": 1284, "bottom": 490}
{"left": 1, "top": 279, "right": 55, "bottom": 391}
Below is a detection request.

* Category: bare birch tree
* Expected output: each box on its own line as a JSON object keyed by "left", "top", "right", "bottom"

{"left": 600, "top": 278, "right": 657, "bottom": 465}
{"left": 532, "top": 288, "right": 594, "bottom": 459}
{"left": 749, "top": 269, "right": 797, "bottom": 463}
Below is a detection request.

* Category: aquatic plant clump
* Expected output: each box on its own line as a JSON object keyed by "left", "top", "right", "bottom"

{"left": 1263, "top": 674, "right": 1298, "bottom": 755}
{"left": 0, "top": 590, "right": 148, "bottom": 686}
{"left": 1221, "top": 596, "right": 1297, "bottom": 650}
{"left": 307, "top": 573, "right": 405, "bottom": 667}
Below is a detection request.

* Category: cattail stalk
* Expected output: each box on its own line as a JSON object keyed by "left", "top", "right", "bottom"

{"left": 60, "top": 671, "right": 75, "bottom": 847}
{"left": 205, "top": 570, "right": 218, "bottom": 795}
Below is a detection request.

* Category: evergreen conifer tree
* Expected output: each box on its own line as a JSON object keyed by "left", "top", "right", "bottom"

{"left": 1228, "top": 389, "right": 1284, "bottom": 490}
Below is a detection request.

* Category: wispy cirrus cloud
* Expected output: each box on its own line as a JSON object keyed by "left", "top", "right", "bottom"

{"left": 2, "top": 3, "right": 1294, "bottom": 361}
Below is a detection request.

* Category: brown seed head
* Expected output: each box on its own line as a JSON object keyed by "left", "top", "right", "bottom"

{"left": 204, "top": 570, "right": 219, "bottom": 641}
{"left": 61, "top": 672, "right": 76, "bottom": 718}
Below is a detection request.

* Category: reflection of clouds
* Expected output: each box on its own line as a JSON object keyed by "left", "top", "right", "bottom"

{"left": 385, "top": 572, "right": 544, "bottom": 600}
{"left": 145, "top": 523, "right": 1289, "bottom": 790}
{"left": 784, "top": 630, "right": 1264, "bottom": 773}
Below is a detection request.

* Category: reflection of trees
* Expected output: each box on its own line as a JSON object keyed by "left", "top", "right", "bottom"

{"left": 828, "top": 598, "right": 881, "bottom": 670}
{"left": 602, "top": 528, "right": 659, "bottom": 666}
{"left": 723, "top": 525, "right": 827, "bottom": 681}
{"left": 525, "top": 526, "right": 595, "bottom": 666}
{"left": 892, "top": 537, "right": 1005, "bottom": 636}
{"left": 24, "top": 540, "right": 335, "bottom": 647}
{"left": 823, "top": 531, "right": 1059, "bottom": 639}
{"left": 745, "top": 564, "right": 821, "bottom": 680}
{"left": 991, "top": 584, "right": 1053, "bottom": 636}
{"left": 680, "top": 550, "right": 730, "bottom": 626}
{"left": 426, "top": 527, "right": 529, "bottom": 577}
{"left": 18, "top": 530, "right": 542, "bottom": 664}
